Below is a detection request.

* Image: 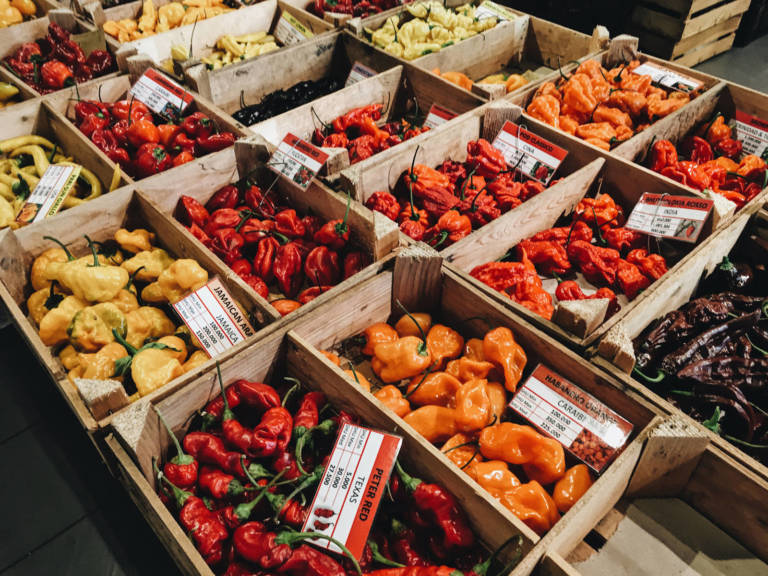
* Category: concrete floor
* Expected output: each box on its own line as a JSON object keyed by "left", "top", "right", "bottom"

{"left": 0, "top": 34, "right": 766, "bottom": 576}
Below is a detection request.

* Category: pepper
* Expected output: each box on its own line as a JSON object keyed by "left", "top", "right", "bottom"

{"left": 40, "top": 60, "right": 74, "bottom": 89}
{"left": 661, "top": 161, "right": 711, "bottom": 191}
{"left": 552, "top": 464, "right": 593, "bottom": 513}
{"left": 196, "top": 132, "right": 236, "bottom": 154}
{"left": 441, "top": 433, "right": 482, "bottom": 470}
{"left": 445, "top": 356, "right": 496, "bottom": 382}
{"left": 343, "top": 251, "right": 366, "bottom": 280}
{"left": 617, "top": 258, "right": 651, "bottom": 300}
{"left": 394, "top": 312, "right": 432, "bottom": 338}
{"left": 405, "top": 371, "right": 462, "bottom": 406}
{"left": 566, "top": 240, "right": 620, "bottom": 286}
{"left": 526, "top": 95, "right": 560, "bottom": 128}
{"left": 574, "top": 194, "right": 620, "bottom": 229}
{"left": 210, "top": 228, "right": 244, "bottom": 265}
{"left": 304, "top": 245, "right": 340, "bottom": 286}
{"left": 365, "top": 191, "right": 401, "bottom": 221}
{"left": 272, "top": 299, "right": 301, "bottom": 316}
{"left": 626, "top": 248, "right": 668, "bottom": 280}
{"left": 516, "top": 239, "right": 570, "bottom": 276}
{"left": 403, "top": 164, "right": 458, "bottom": 220}
{"left": 604, "top": 227, "right": 644, "bottom": 253}
{"left": 274, "top": 242, "right": 304, "bottom": 298}
{"left": 426, "top": 324, "right": 464, "bottom": 368}
{"left": 495, "top": 481, "right": 560, "bottom": 535}
{"left": 482, "top": 327, "right": 526, "bottom": 392}
{"left": 529, "top": 221, "right": 593, "bottom": 245}
{"left": 454, "top": 379, "right": 492, "bottom": 432}
{"left": 275, "top": 209, "right": 306, "bottom": 239}
{"left": 555, "top": 281, "right": 619, "bottom": 315}
{"left": 177, "top": 196, "right": 210, "bottom": 229}
{"left": 429, "top": 210, "right": 471, "bottom": 248}
{"left": 134, "top": 143, "right": 172, "bottom": 178}
{"left": 372, "top": 337, "right": 432, "bottom": 382}
{"left": 199, "top": 465, "right": 246, "bottom": 499}
{"left": 686, "top": 136, "right": 714, "bottom": 164}
{"left": 465, "top": 139, "right": 505, "bottom": 179}
{"left": 360, "top": 322, "right": 398, "bottom": 356}
{"left": 563, "top": 74, "right": 597, "bottom": 115}
{"left": 251, "top": 406, "right": 293, "bottom": 458}
{"left": 478, "top": 423, "right": 565, "bottom": 484}
{"left": 395, "top": 462, "right": 474, "bottom": 551}
{"left": 155, "top": 407, "right": 198, "bottom": 489}
{"left": 313, "top": 193, "right": 351, "bottom": 250}
{"left": 701, "top": 114, "right": 731, "bottom": 144}
{"left": 375, "top": 385, "right": 411, "bottom": 417}
{"left": 391, "top": 518, "right": 430, "bottom": 567}
{"left": 182, "top": 112, "right": 214, "bottom": 139}
{"left": 127, "top": 118, "right": 160, "bottom": 148}
{"left": 403, "top": 406, "right": 456, "bottom": 443}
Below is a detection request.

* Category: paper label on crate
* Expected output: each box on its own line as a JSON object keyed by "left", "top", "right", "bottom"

{"left": 274, "top": 12, "right": 314, "bottom": 46}
{"left": 15, "top": 164, "right": 81, "bottom": 225}
{"left": 625, "top": 192, "right": 713, "bottom": 243}
{"left": 731, "top": 110, "right": 768, "bottom": 160}
{"left": 423, "top": 104, "right": 457, "bottom": 129}
{"left": 268, "top": 133, "right": 328, "bottom": 188}
{"left": 130, "top": 69, "right": 194, "bottom": 120}
{"left": 345, "top": 61, "right": 377, "bottom": 86}
{"left": 510, "top": 364, "right": 633, "bottom": 473}
{"left": 631, "top": 62, "right": 702, "bottom": 93}
{"left": 474, "top": 0, "right": 516, "bottom": 21}
{"left": 71, "top": 28, "right": 107, "bottom": 56}
{"left": 492, "top": 121, "right": 568, "bottom": 184}
{"left": 302, "top": 423, "right": 402, "bottom": 560}
{"left": 172, "top": 277, "right": 254, "bottom": 357}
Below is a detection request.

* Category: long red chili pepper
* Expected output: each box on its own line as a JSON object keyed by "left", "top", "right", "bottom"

{"left": 216, "top": 363, "right": 256, "bottom": 455}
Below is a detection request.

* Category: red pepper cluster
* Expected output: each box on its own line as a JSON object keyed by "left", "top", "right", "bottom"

{"left": 649, "top": 114, "right": 768, "bottom": 208}
{"left": 310, "top": 0, "right": 405, "bottom": 19}
{"left": 312, "top": 103, "right": 429, "bottom": 165}
{"left": 470, "top": 193, "right": 669, "bottom": 321}
{"left": 156, "top": 373, "right": 490, "bottom": 575}
{"left": 3, "top": 24, "right": 114, "bottom": 94}
{"left": 73, "top": 98, "right": 235, "bottom": 178}
{"left": 366, "top": 139, "right": 548, "bottom": 248}
{"left": 176, "top": 183, "right": 367, "bottom": 314}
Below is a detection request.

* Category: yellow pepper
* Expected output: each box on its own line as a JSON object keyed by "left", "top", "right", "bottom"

{"left": 183, "top": 350, "right": 209, "bottom": 373}
{"left": 150, "top": 259, "right": 209, "bottom": 303}
{"left": 131, "top": 335, "right": 187, "bottom": 396}
{"left": 75, "top": 342, "right": 129, "bottom": 381}
{"left": 30, "top": 247, "right": 70, "bottom": 290}
{"left": 59, "top": 344, "right": 80, "bottom": 371}
{"left": 67, "top": 302, "right": 127, "bottom": 352}
{"left": 38, "top": 296, "right": 87, "bottom": 347}
{"left": 344, "top": 368, "right": 372, "bottom": 393}
{"left": 115, "top": 228, "right": 155, "bottom": 253}
{"left": 108, "top": 289, "right": 139, "bottom": 315}
{"left": 125, "top": 306, "right": 176, "bottom": 349}
{"left": 121, "top": 248, "right": 175, "bottom": 281}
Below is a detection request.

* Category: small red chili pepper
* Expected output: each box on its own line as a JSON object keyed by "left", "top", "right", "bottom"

{"left": 251, "top": 406, "right": 293, "bottom": 458}
{"left": 314, "top": 193, "right": 351, "bottom": 250}
{"left": 205, "top": 185, "right": 241, "bottom": 212}
{"left": 196, "top": 132, "right": 236, "bottom": 154}
{"left": 155, "top": 407, "right": 198, "bottom": 489}
{"left": 177, "top": 195, "right": 210, "bottom": 228}
{"left": 182, "top": 112, "right": 214, "bottom": 138}
{"left": 274, "top": 241, "right": 304, "bottom": 298}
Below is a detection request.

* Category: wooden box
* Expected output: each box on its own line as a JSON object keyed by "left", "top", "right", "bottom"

{"left": 0, "top": 188, "right": 278, "bottom": 431}
{"left": 0, "top": 97, "right": 130, "bottom": 225}
{"left": 288, "top": 245, "right": 660, "bottom": 541}
{"left": 185, "top": 30, "right": 401, "bottom": 117}
{"left": 134, "top": 137, "right": 400, "bottom": 322}
{"left": 520, "top": 426, "right": 768, "bottom": 575}
{"left": 630, "top": 0, "right": 751, "bottom": 67}
{"left": 514, "top": 35, "right": 722, "bottom": 163}
{"left": 249, "top": 63, "right": 485, "bottom": 178}
{"left": 105, "top": 321, "right": 534, "bottom": 575}
{"left": 415, "top": 19, "right": 608, "bottom": 101}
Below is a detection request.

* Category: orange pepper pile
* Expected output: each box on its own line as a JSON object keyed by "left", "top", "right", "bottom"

{"left": 527, "top": 59, "right": 697, "bottom": 150}
{"left": 325, "top": 312, "right": 594, "bottom": 535}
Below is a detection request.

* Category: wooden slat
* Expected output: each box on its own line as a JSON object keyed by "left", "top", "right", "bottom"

{"left": 681, "top": 0, "right": 750, "bottom": 39}
{"left": 674, "top": 32, "right": 736, "bottom": 67}
{"left": 671, "top": 15, "right": 741, "bottom": 57}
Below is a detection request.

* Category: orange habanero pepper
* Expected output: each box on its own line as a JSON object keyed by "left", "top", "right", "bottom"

{"left": 427, "top": 324, "right": 464, "bottom": 368}
{"left": 344, "top": 369, "right": 372, "bottom": 393}
{"left": 527, "top": 95, "right": 561, "bottom": 128}
{"left": 405, "top": 371, "right": 462, "bottom": 406}
{"left": 463, "top": 338, "right": 485, "bottom": 360}
{"left": 700, "top": 114, "right": 731, "bottom": 144}
{"left": 446, "top": 356, "right": 496, "bottom": 382}
{"left": 362, "top": 322, "right": 399, "bottom": 356}
{"left": 471, "top": 460, "right": 520, "bottom": 492}
{"left": 374, "top": 385, "right": 411, "bottom": 418}
{"left": 455, "top": 379, "right": 492, "bottom": 432}
{"left": 575, "top": 122, "right": 616, "bottom": 143}
{"left": 552, "top": 464, "right": 593, "bottom": 513}
{"left": 483, "top": 327, "right": 526, "bottom": 392}
{"left": 497, "top": 481, "right": 560, "bottom": 535}
{"left": 486, "top": 381, "right": 506, "bottom": 423}
{"left": 371, "top": 336, "right": 432, "bottom": 382}
{"left": 321, "top": 350, "right": 341, "bottom": 366}
{"left": 394, "top": 312, "right": 432, "bottom": 338}
{"left": 479, "top": 423, "right": 566, "bottom": 484}
{"left": 563, "top": 74, "right": 597, "bottom": 115}
{"left": 441, "top": 432, "right": 483, "bottom": 470}
{"left": 403, "top": 405, "right": 457, "bottom": 443}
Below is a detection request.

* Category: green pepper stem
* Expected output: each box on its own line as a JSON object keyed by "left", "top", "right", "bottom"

{"left": 125, "top": 265, "right": 145, "bottom": 290}
{"left": 153, "top": 406, "right": 193, "bottom": 465}
{"left": 442, "top": 440, "right": 478, "bottom": 454}
{"left": 275, "top": 531, "right": 362, "bottom": 576}
{"left": 394, "top": 298, "right": 429, "bottom": 356}
{"left": 724, "top": 435, "right": 768, "bottom": 450}
{"left": 403, "top": 363, "right": 435, "bottom": 399}
{"left": 43, "top": 236, "right": 75, "bottom": 261}
{"left": 84, "top": 235, "right": 100, "bottom": 267}
{"left": 394, "top": 460, "right": 421, "bottom": 493}
{"left": 235, "top": 467, "right": 286, "bottom": 519}
{"left": 282, "top": 378, "right": 301, "bottom": 407}
{"left": 215, "top": 361, "right": 232, "bottom": 418}
{"left": 112, "top": 328, "right": 138, "bottom": 356}
{"left": 153, "top": 458, "right": 192, "bottom": 509}
{"left": 368, "top": 541, "right": 404, "bottom": 568}
{"left": 632, "top": 365, "right": 666, "bottom": 383}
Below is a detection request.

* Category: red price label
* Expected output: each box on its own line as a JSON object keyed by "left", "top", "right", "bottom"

{"left": 625, "top": 193, "right": 713, "bottom": 243}
{"left": 268, "top": 133, "right": 329, "bottom": 188}
{"left": 492, "top": 121, "right": 568, "bottom": 184}
{"left": 423, "top": 104, "right": 457, "bottom": 129}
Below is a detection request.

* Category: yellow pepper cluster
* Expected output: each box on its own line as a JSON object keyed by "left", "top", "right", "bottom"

{"left": 0, "top": 81, "right": 20, "bottom": 109}
{"left": 28, "top": 228, "right": 211, "bottom": 399}
{"left": 199, "top": 32, "right": 280, "bottom": 70}
{"left": 0, "top": 135, "right": 117, "bottom": 230}
{"left": 368, "top": 1, "right": 499, "bottom": 61}
{"left": 103, "top": 0, "right": 234, "bottom": 43}
{"left": 0, "top": 0, "right": 35, "bottom": 28}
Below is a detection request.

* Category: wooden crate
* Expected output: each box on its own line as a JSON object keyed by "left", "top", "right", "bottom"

{"left": 630, "top": 0, "right": 751, "bottom": 67}
{"left": 514, "top": 35, "right": 723, "bottom": 163}
{"left": 594, "top": 210, "right": 768, "bottom": 479}
{"left": 0, "top": 188, "right": 279, "bottom": 431}
{"left": 105, "top": 321, "right": 536, "bottom": 575}
{"left": 249, "top": 63, "right": 485, "bottom": 178}
{"left": 43, "top": 73, "right": 250, "bottom": 182}
{"left": 186, "top": 30, "right": 401, "bottom": 117}
{"left": 289, "top": 245, "right": 660, "bottom": 540}
{"left": 415, "top": 19, "right": 608, "bottom": 101}
{"left": 519, "top": 425, "right": 768, "bottom": 575}
{"left": 0, "top": 97, "right": 131, "bottom": 225}
{"left": 134, "top": 137, "right": 400, "bottom": 322}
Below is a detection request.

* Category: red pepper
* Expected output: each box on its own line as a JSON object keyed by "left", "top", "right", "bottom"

{"left": 617, "top": 258, "right": 650, "bottom": 300}
{"left": 391, "top": 518, "right": 429, "bottom": 566}
{"left": 713, "top": 137, "right": 743, "bottom": 159}
{"left": 516, "top": 240, "right": 571, "bottom": 275}
{"left": 251, "top": 407, "right": 293, "bottom": 458}
{"left": 112, "top": 99, "right": 151, "bottom": 123}
{"left": 196, "top": 132, "right": 236, "bottom": 154}
{"left": 466, "top": 139, "right": 505, "bottom": 178}
{"left": 275, "top": 209, "right": 306, "bottom": 239}
{"left": 244, "top": 184, "right": 277, "bottom": 216}
{"left": 12, "top": 42, "right": 41, "bottom": 64}
{"left": 241, "top": 274, "right": 269, "bottom": 299}
{"left": 85, "top": 50, "right": 113, "bottom": 76}
{"left": 199, "top": 466, "right": 246, "bottom": 499}
{"left": 78, "top": 109, "right": 110, "bottom": 137}
{"left": 649, "top": 140, "right": 678, "bottom": 172}
{"left": 183, "top": 432, "right": 248, "bottom": 477}
{"left": 304, "top": 246, "right": 340, "bottom": 286}
{"left": 566, "top": 240, "right": 620, "bottom": 286}
{"left": 626, "top": 248, "right": 668, "bottom": 280}
{"left": 40, "top": 60, "right": 74, "bottom": 89}
{"left": 200, "top": 384, "right": 241, "bottom": 428}
{"left": 322, "top": 133, "right": 349, "bottom": 148}
{"left": 230, "top": 258, "right": 252, "bottom": 277}
{"left": 684, "top": 136, "right": 713, "bottom": 164}
{"left": 211, "top": 228, "right": 245, "bottom": 265}
{"left": 343, "top": 250, "right": 366, "bottom": 280}
{"left": 603, "top": 227, "right": 644, "bottom": 253}
{"left": 297, "top": 285, "right": 332, "bottom": 304}
{"left": 349, "top": 135, "right": 377, "bottom": 163}
{"left": 155, "top": 408, "right": 198, "bottom": 489}
{"left": 177, "top": 196, "right": 210, "bottom": 228}
{"left": 555, "top": 281, "right": 619, "bottom": 316}
{"left": 366, "top": 190, "right": 401, "bottom": 221}
{"left": 182, "top": 112, "right": 214, "bottom": 138}
{"left": 400, "top": 219, "right": 427, "bottom": 241}
{"left": 188, "top": 223, "right": 212, "bottom": 248}
{"left": 206, "top": 208, "right": 242, "bottom": 235}
{"left": 429, "top": 210, "right": 471, "bottom": 248}
{"left": 314, "top": 193, "right": 351, "bottom": 250}
{"left": 274, "top": 241, "right": 304, "bottom": 297}
{"left": 661, "top": 161, "right": 711, "bottom": 191}
{"left": 253, "top": 236, "right": 280, "bottom": 283}
{"left": 239, "top": 217, "right": 274, "bottom": 245}
{"left": 272, "top": 450, "right": 302, "bottom": 481}
{"left": 127, "top": 118, "right": 160, "bottom": 148}
{"left": 236, "top": 379, "right": 281, "bottom": 412}
{"left": 134, "top": 143, "right": 172, "bottom": 178}
{"left": 529, "top": 220, "right": 593, "bottom": 245}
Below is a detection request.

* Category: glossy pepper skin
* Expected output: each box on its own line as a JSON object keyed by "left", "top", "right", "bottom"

{"left": 483, "top": 327, "right": 526, "bottom": 392}
{"left": 478, "top": 423, "right": 565, "bottom": 485}
{"left": 304, "top": 245, "right": 340, "bottom": 286}
{"left": 552, "top": 464, "right": 593, "bottom": 513}
{"left": 273, "top": 242, "right": 304, "bottom": 298}
{"left": 566, "top": 240, "right": 620, "bottom": 286}
{"left": 372, "top": 336, "right": 432, "bottom": 383}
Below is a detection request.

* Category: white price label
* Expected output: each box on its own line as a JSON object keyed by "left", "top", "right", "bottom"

{"left": 474, "top": 0, "right": 516, "bottom": 21}
{"left": 510, "top": 365, "right": 633, "bottom": 472}
{"left": 731, "top": 110, "right": 768, "bottom": 160}
{"left": 302, "top": 424, "right": 402, "bottom": 560}
{"left": 274, "top": 12, "right": 314, "bottom": 46}
{"left": 16, "top": 164, "right": 81, "bottom": 225}
{"left": 492, "top": 121, "right": 568, "bottom": 184}
{"left": 423, "top": 104, "right": 457, "bottom": 129}
{"left": 631, "top": 62, "right": 702, "bottom": 93}
{"left": 625, "top": 193, "right": 713, "bottom": 243}
{"left": 345, "top": 61, "right": 377, "bottom": 87}
{"left": 172, "top": 277, "right": 254, "bottom": 357}
{"left": 130, "top": 69, "right": 194, "bottom": 120}
{"left": 268, "top": 133, "right": 328, "bottom": 188}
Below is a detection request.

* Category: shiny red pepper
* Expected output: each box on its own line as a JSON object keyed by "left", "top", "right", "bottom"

{"left": 365, "top": 190, "right": 401, "bottom": 221}
{"left": 273, "top": 241, "right": 304, "bottom": 298}
{"left": 206, "top": 185, "right": 241, "bottom": 212}
{"left": 304, "top": 245, "right": 340, "bottom": 286}
{"left": 275, "top": 209, "right": 306, "bottom": 239}
{"left": 177, "top": 196, "right": 210, "bottom": 228}
{"left": 196, "top": 132, "right": 236, "bottom": 154}
{"left": 343, "top": 250, "right": 366, "bottom": 280}
{"left": 211, "top": 228, "right": 245, "bottom": 265}
{"left": 182, "top": 112, "right": 214, "bottom": 138}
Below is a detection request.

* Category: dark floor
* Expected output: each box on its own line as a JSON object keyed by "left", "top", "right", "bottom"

{"left": 1, "top": 34, "right": 767, "bottom": 576}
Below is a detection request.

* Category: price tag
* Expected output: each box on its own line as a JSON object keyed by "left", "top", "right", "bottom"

{"left": 423, "top": 104, "right": 457, "bottom": 129}
{"left": 16, "top": 164, "right": 81, "bottom": 225}
{"left": 492, "top": 121, "right": 568, "bottom": 184}
{"left": 130, "top": 69, "right": 194, "bottom": 120}
{"left": 302, "top": 423, "right": 402, "bottom": 560}
{"left": 345, "top": 61, "right": 377, "bottom": 87}
{"left": 625, "top": 192, "right": 713, "bottom": 243}
{"left": 474, "top": 0, "right": 516, "bottom": 21}
{"left": 172, "top": 277, "right": 255, "bottom": 357}
{"left": 510, "top": 365, "right": 633, "bottom": 473}
{"left": 730, "top": 110, "right": 768, "bottom": 160}
{"left": 631, "top": 62, "right": 702, "bottom": 93}
{"left": 274, "top": 12, "right": 314, "bottom": 46}
{"left": 268, "top": 133, "right": 328, "bottom": 188}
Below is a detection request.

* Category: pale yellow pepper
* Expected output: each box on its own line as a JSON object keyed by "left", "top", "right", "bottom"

{"left": 38, "top": 296, "right": 87, "bottom": 347}
{"left": 121, "top": 248, "right": 175, "bottom": 281}
{"left": 125, "top": 306, "right": 176, "bottom": 349}
{"left": 115, "top": 228, "right": 155, "bottom": 253}
{"left": 132, "top": 335, "right": 187, "bottom": 396}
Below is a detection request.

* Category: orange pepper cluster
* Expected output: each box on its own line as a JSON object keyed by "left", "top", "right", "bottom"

{"left": 527, "top": 60, "right": 695, "bottom": 150}
{"left": 648, "top": 114, "right": 767, "bottom": 208}
{"left": 470, "top": 193, "right": 668, "bottom": 320}
{"left": 325, "top": 312, "right": 594, "bottom": 535}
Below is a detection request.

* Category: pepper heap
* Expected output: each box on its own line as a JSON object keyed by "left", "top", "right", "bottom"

{"left": 365, "top": 139, "right": 549, "bottom": 246}
{"left": 328, "top": 310, "right": 595, "bottom": 535}
{"left": 3, "top": 24, "right": 115, "bottom": 94}
{"left": 526, "top": 59, "right": 699, "bottom": 150}
{"left": 71, "top": 97, "right": 236, "bottom": 178}
{"left": 647, "top": 114, "right": 768, "bottom": 208}
{"left": 311, "top": 103, "right": 428, "bottom": 165}
{"left": 27, "top": 229, "right": 216, "bottom": 398}
{"left": 310, "top": 0, "right": 403, "bottom": 19}
{"left": 156, "top": 368, "right": 504, "bottom": 574}
{"left": 633, "top": 235, "right": 768, "bottom": 463}
{"left": 469, "top": 193, "right": 668, "bottom": 321}
{"left": 175, "top": 180, "right": 368, "bottom": 315}
{"left": 233, "top": 78, "right": 343, "bottom": 127}
{"left": 0, "top": 0, "right": 36, "bottom": 28}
